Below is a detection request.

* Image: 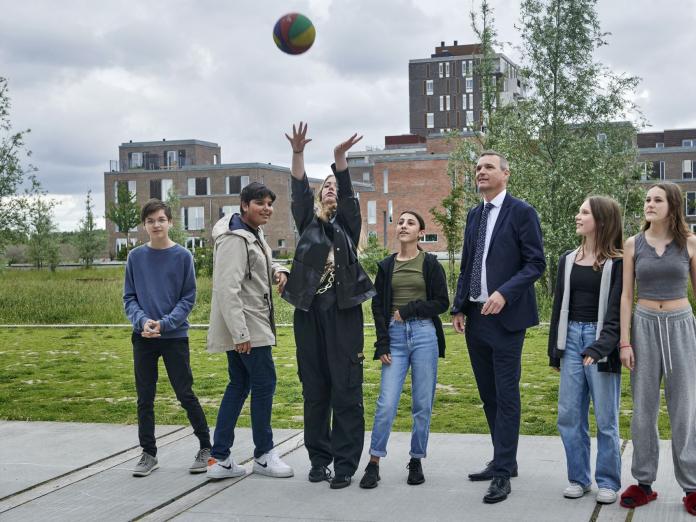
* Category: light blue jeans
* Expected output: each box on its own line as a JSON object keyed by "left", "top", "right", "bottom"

{"left": 369, "top": 318, "right": 438, "bottom": 459}
{"left": 557, "top": 321, "right": 621, "bottom": 491}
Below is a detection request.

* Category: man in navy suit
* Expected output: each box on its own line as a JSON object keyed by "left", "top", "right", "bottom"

{"left": 452, "top": 151, "right": 545, "bottom": 504}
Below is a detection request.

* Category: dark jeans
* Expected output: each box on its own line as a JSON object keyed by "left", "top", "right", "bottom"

{"left": 294, "top": 289, "right": 365, "bottom": 477}
{"left": 211, "top": 346, "right": 276, "bottom": 460}
{"left": 465, "top": 310, "right": 525, "bottom": 478}
{"left": 132, "top": 333, "right": 210, "bottom": 457}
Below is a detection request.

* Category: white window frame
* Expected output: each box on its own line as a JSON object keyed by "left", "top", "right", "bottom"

{"left": 367, "top": 201, "right": 377, "bottom": 225}
{"left": 185, "top": 237, "right": 205, "bottom": 251}
{"left": 656, "top": 142, "right": 664, "bottom": 149}
{"left": 278, "top": 238, "right": 286, "bottom": 248}
{"left": 644, "top": 161, "right": 665, "bottom": 181}
{"left": 445, "top": 95, "right": 451, "bottom": 111}
{"left": 466, "top": 110, "right": 474, "bottom": 126}
{"left": 166, "top": 150, "right": 177, "bottom": 167}
{"left": 426, "top": 113, "right": 434, "bottom": 129}
{"left": 420, "top": 234, "right": 438, "bottom": 243}
{"left": 221, "top": 205, "right": 240, "bottom": 217}
{"left": 130, "top": 152, "right": 143, "bottom": 169}
{"left": 438, "top": 62, "right": 443, "bottom": 78}
{"left": 682, "top": 139, "right": 694, "bottom": 147}
{"left": 182, "top": 206, "right": 205, "bottom": 231}
{"left": 161, "top": 179, "right": 173, "bottom": 200}
{"left": 387, "top": 200, "right": 393, "bottom": 223}
{"left": 439, "top": 96, "right": 444, "bottom": 111}
{"left": 468, "top": 94, "right": 473, "bottom": 108}
{"left": 227, "top": 175, "right": 250, "bottom": 195}
{"left": 115, "top": 237, "right": 137, "bottom": 252}
{"left": 445, "top": 62, "right": 450, "bottom": 77}
{"left": 187, "top": 177, "right": 210, "bottom": 196}
{"left": 425, "top": 79, "right": 433, "bottom": 95}
{"left": 383, "top": 169, "right": 389, "bottom": 194}
{"left": 683, "top": 160, "right": 693, "bottom": 180}
{"left": 362, "top": 171, "right": 370, "bottom": 183}
{"left": 686, "top": 192, "right": 696, "bottom": 216}
{"left": 465, "top": 78, "right": 474, "bottom": 93}
{"left": 691, "top": 224, "right": 696, "bottom": 233}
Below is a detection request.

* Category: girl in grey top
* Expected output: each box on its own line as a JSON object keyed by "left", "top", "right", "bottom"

{"left": 619, "top": 182, "right": 696, "bottom": 516}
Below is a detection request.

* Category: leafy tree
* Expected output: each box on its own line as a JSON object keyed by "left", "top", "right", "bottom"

{"left": 27, "top": 197, "right": 60, "bottom": 270}
{"left": 106, "top": 182, "right": 140, "bottom": 253}
{"left": 165, "top": 187, "right": 187, "bottom": 246}
{"left": 0, "top": 77, "right": 41, "bottom": 251}
{"left": 75, "top": 190, "right": 104, "bottom": 268}
{"left": 359, "top": 234, "right": 389, "bottom": 277}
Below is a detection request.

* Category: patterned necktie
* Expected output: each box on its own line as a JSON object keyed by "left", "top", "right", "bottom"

{"left": 469, "top": 202, "right": 494, "bottom": 299}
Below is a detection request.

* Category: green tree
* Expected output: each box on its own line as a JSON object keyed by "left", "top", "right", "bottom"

{"left": 359, "top": 234, "right": 389, "bottom": 277}
{"left": 0, "top": 77, "right": 41, "bottom": 251}
{"left": 106, "top": 182, "right": 140, "bottom": 254}
{"left": 75, "top": 190, "right": 103, "bottom": 268}
{"left": 27, "top": 197, "right": 60, "bottom": 270}
{"left": 165, "top": 187, "right": 187, "bottom": 246}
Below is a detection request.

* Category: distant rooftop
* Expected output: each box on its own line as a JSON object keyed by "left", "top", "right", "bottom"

{"left": 120, "top": 139, "right": 219, "bottom": 148}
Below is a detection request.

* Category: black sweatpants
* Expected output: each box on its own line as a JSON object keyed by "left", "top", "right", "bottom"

{"left": 132, "top": 333, "right": 211, "bottom": 456}
{"left": 294, "top": 289, "right": 365, "bottom": 477}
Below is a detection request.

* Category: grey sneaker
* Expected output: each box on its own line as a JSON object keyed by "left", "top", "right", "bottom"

{"left": 189, "top": 448, "right": 211, "bottom": 474}
{"left": 133, "top": 452, "right": 159, "bottom": 477}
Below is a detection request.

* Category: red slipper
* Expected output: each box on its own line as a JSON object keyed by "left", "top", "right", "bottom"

{"left": 684, "top": 492, "right": 696, "bottom": 516}
{"left": 620, "top": 484, "right": 658, "bottom": 508}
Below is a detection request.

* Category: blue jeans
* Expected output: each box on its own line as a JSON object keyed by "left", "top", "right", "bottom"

{"left": 557, "top": 321, "right": 621, "bottom": 491}
{"left": 370, "top": 318, "right": 438, "bottom": 459}
{"left": 211, "top": 346, "right": 276, "bottom": 460}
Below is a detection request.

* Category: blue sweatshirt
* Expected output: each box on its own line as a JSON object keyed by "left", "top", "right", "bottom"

{"left": 123, "top": 243, "right": 196, "bottom": 338}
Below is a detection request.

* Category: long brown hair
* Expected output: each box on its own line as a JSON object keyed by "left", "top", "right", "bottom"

{"left": 642, "top": 182, "right": 691, "bottom": 250}
{"left": 578, "top": 196, "right": 623, "bottom": 270}
{"left": 315, "top": 175, "right": 337, "bottom": 223}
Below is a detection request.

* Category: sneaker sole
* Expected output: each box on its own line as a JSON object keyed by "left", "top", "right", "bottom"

{"left": 253, "top": 463, "right": 294, "bottom": 478}
{"left": 206, "top": 468, "right": 246, "bottom": 480}
{"left": 133, "top": 463, "right": 159, "bottom": 477}
{"left": 359, "top": 476, "right": 380, "bottom": 489}
{"left": 564, "top": 489, "right": 591, "bottom": 499}
{"left": 407, "top": 477, "right": 425, "bottom": 485}
{"left": 189, "top": 466, "right": 208, "bottom": 474}
{"left": 330, "top": 479, "right": 352, "bottom": 490}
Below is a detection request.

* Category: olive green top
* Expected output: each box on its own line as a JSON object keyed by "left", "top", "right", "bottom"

{"left": 391, "top": 251, "right": 426, "bottom": 312}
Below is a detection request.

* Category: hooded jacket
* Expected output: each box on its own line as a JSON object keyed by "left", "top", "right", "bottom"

{"left": 207, "top": 213, "right": 289, "bottom": 352}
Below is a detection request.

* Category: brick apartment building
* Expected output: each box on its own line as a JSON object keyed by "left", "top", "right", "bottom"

{"left": 409, "top": 41, "right": 524, "bottom": 137}
{"left": 104, "top": 139, "right": 314, "bottom": 257}
{"left": 638, "top": 128, "right": 696, "bottom": 232}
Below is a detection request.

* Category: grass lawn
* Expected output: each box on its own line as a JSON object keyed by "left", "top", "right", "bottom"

{"left": 0, "top": 326, "right": 672, "bottom": 439}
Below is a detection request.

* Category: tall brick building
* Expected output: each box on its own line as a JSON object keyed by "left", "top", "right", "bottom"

{"left": 104, "top": 139, "right": 308, "bottom": 257}
{"left": 409, "top": 41, "right": 524, "bottom": 137}
{"left": 638, "top": 128, "right": 696, "bottom": 231}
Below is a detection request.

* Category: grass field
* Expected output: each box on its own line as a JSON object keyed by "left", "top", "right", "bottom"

{"left": 0, "top": 326, "right": 673, "bottom": 439}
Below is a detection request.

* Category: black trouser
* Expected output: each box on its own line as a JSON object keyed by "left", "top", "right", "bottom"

{"left": 132, "top": 333, "right": 211, "bottom": 456}
{"left": 294, "top": 289, "right": 365, "bottom": 477}
{"left": 464, "top": 308, "right": 525, "bottom": 478}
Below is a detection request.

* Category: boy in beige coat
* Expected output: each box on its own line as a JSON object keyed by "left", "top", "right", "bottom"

{"left": 206, "top": 182, "right": 293, "bottom": 479}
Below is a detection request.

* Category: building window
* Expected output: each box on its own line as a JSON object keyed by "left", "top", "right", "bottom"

{"left": 383, "top": 170, "right": 389, "bottom": 194}
{"left": 114, "top": 180, "right": 136, "bottom": 202}
{"left": 445, "top": 62, "right": 450, "bottom": 78}
{"left": 656, "top": 142, "right": 664, "bottom": 149}
{"left": 438, "top": 62, "right": 443, "bottom": 78}
{"left": 367, "top": 201, "right": 377, "bottom": 224}
{"left": 682, "top": 139, "right": 694, "bottom": 147}
{"left": 185, "top": 237, "right": 205, "bottom": 251}
{"left": 166, "top": 150, "right": 177, "bottom": 168}
{"left": 468, "top": 94, "right": 473, "bottom": 109}
{"left": 115, "top": 237, "right": 137, "bottom": 252}
{"left": 683, "top": 160, "right": 694, "bottom": 180}
{"left": 692, "top": 224, "right": 696, "bottom": 233}
{"left": 219, "top": 205, "right": 240, "bottom": 218}
{"left": 439, "top": 96, "right": 444, "bottom": 111}
{"left": 465, "top": 78, "right": 474, "bottom": 93}
{"left": 644, "top": 161, "right": 665, "bottom": 181}
{"left": 182, "top": 206, "right": 204, "bottom": 230}
{"left": 227, "top": 175, "right": 250, "bottom": 195}
{"left": 187, "top": 177, "right": 210, "bottom": 196}
{"left": 420, "top": 234, "right": 438, "bottom": 243}
{"left": 426, "top": 113, "right": 434, "bottom": 129}
{"left": 445, "top": 95, "right": 451, "bottom": 110}
{"left": 362, "top": 171, "right": 370, "bottom": 183}
{"left": 425, "top": 80, "right": 433, "bottom": 95}
{"left": 387, "top": 200, "right": 393, "bottom": 223}
{"left": 686, "top": 192, "right": 696, "bottom": 216}
{"left": 466, "top": 110, "right": 474, "bottom": 126}
{"left": 213, "top": 154, "right": 218, "bottom": 165}
{"left": 278, "top": 239, "right": 286, "bottom": 248}
{"left": 597, "top": 133, "right": 607, "bottom": 144}
{"left": 129, "top": 152, "right": 143, "bottom": 169}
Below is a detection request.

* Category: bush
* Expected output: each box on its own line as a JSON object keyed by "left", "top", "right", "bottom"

{"left": 4, "top": 244, "right": 27, "bottom": 264}
{"left": 193, "top": 246, "right": 214, "bottom": 278}
{"left": 360, "top": 234, "right": 390, "bottom": 277}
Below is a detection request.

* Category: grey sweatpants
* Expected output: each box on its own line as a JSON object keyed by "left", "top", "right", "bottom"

{"left": 630, "top": 305, "right": 696, "bottom": 492}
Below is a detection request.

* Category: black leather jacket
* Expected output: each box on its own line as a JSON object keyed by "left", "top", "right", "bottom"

{"left": 282, "top": 165, "right": 376, "bottom": 312}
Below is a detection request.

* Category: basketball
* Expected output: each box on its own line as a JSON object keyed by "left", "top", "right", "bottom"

{"left": 273, "top": 13, "right": 316, "bottom": 55}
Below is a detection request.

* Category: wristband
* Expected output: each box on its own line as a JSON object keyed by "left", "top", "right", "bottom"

{"left": 619, "top": 344, "right": 632, "bottom": 350}
{"left": 293, "top": 150, "right": 303, "bottom": 154}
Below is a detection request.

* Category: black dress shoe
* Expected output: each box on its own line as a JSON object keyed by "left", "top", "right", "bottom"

{"left": 483, "top": 477, "right": 511, "bottom": 504}
{"left": 330, "top": 474, "right": 352, "bottom": 489}
{"left": 468, "top": 461, "right": 518, "bottom": 481}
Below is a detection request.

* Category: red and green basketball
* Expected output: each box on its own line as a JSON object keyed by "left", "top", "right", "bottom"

{"left": 273, "top": 13, "right": 316, "bottom": 55}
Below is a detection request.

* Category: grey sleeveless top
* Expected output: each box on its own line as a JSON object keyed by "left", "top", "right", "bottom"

{"left": 634, "top": 232, "right": 690, "bottom": 300}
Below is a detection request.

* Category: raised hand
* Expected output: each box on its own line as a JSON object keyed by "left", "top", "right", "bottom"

{"left": 334, "top": 133, "right": 363, "bottom": 156}
{"left": 285, "top": 121, "right": 312, "bottom": 153}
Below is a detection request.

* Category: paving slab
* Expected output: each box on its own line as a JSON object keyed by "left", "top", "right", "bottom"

{"left": 1, "top": 427, "right": 300, "bottom": 522}
{"left": 0, "top": 421, "right": 182, "bottom": 499}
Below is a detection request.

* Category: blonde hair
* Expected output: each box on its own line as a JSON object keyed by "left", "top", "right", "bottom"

{"left": 315, "top": 174, "right": 367, "bottom": 252}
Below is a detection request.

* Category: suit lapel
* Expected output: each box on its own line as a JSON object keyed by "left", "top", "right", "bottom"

{"left": 488, "top": 193, "right": 511, "bottom": 252}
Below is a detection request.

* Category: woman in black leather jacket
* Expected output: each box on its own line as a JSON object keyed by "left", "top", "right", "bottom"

{"left": 282, "top": 122, "right": 376, "bottom": 490}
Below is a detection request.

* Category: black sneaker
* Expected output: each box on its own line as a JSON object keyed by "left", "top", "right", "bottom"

{"left": 330, "top": 474, "right": 352, "bottom": 489}
{"left": 359, "top": 462, "right": 380, "bottom": 489}
{"left": 308, "top": 464, "right": 332, "bottom": 483}
{"left": 407, "top": 458, "right": 425, "bottom": 485}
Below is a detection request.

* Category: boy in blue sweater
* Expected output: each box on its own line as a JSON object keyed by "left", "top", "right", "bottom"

{"left": 124, "top": 199, "right": 211, "bottom": 477}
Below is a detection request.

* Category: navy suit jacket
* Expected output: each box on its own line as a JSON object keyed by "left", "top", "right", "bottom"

{"left": 452, "top": 193, "right": 546, "bottom": 332}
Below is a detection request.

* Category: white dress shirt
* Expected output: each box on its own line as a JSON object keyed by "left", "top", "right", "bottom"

{"left": 471, "top": 189, "right": 507, "bottom": 303}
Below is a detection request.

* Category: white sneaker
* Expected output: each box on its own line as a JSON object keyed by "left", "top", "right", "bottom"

{"left": 596, "top": 488, "right": 617, "bottom": 504}
{"left": 563, "top": 482, "right": 592, "bottom": 498}
{"left": 206, "top": 456, "right": 246, "bottom": 480}
{"left": 253, "top": 449, "right": 294, "bottom": 478}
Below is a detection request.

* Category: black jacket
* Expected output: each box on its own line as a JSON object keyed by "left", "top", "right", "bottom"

{"left": 282, "top": 165, "right": 376, "bottom": 312}
{"left": 372, "top": 252, "right": 449, "bottom": 359}
{"left": 547, "top": 251, "right": 623, "bottom": 373}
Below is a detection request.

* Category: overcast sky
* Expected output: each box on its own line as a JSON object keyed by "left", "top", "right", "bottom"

{"left": 1, "top": 0, "right": 695, "bottom": 230}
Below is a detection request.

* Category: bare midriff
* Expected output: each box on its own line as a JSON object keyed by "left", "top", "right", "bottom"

{"left": 637, "top": 297, "right": 691, "bottom": 311}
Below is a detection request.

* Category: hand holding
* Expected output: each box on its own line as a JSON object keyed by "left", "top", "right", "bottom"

{"left": 285, "top": 122, "right": 312, "bottom": 153}
{"left": 481, "top": 291, "right": 506, "bottom": 315}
